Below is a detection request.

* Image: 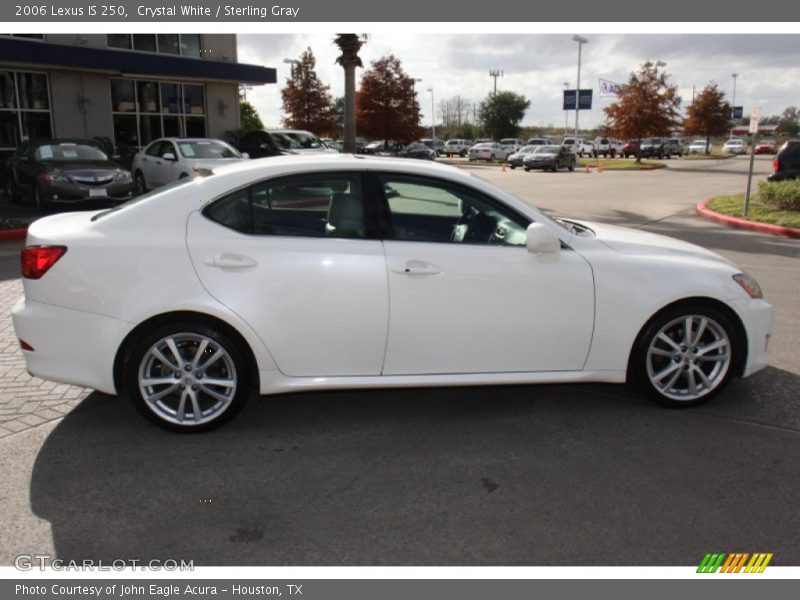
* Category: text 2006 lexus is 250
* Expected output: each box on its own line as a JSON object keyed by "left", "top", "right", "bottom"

{"left": 12, "top": 155, "right": 773, "bottom": 431}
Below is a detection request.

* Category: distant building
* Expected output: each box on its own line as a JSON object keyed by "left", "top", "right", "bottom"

{"left": 731, "top": 124, "right": 780, "bottom": 137}
{"left": 0, "top": 34, "right": 275, "bottom": 158}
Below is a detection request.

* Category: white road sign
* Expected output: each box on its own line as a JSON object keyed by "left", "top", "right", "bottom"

{"left": 749, "top": 107, "right": 761, "bottom": 134}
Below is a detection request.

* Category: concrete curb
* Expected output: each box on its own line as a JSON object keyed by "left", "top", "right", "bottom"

{"left": 0, "top": 228, "right": 27, "bottom": 241}
{"left": 696, "top": 199, "right": 800, "bottom": 239}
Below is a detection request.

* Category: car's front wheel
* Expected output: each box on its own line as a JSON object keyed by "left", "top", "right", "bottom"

{"left": 629, "top": 305, "right": 740, "bottom": 407}
{"left": 124, "top": 322, "right": 251, "bottom": 431}
{"left": 134, "top": 171, "right": 147, "bottom": 195}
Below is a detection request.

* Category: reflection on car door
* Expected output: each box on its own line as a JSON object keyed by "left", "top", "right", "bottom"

{"left": 186, "top": 171, "right": 389, "bottom": 377}
{"left": 375, "top": 173, "right": 595, "bottom": 375}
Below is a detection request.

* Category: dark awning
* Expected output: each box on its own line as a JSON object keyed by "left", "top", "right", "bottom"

{"left": 0, "top": 37, "right": 275, "bottom": 85}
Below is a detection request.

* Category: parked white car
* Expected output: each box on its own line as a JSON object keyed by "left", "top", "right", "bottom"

{"left": 132, "top": 138, "right": 245, "bottom": 193}
{"left": 443, "top": 139, "right": 473, "bottom": 157}
{"left": 468, "top": 142, "right": 509, "bottom": 161}
{"left": 723, "top": 138, "right": 748, "bottom": 155}
{"left": 562, "top": 137, "right": 594, "bottom": 157}
{"left": 500, "top": 138, "right": 526, "bottom": 154}
{"left": 13, "top": 155, "right": 772, "bottom": 431}
{"left": 689, "top": 139, "right": 712, "bottom": 154}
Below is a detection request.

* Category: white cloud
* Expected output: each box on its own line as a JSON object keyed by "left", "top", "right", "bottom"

{"left": 237, "top": 34, "right": 800, "bottom": 133}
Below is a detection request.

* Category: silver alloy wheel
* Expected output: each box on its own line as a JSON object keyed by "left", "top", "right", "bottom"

{"left": 138, "top": 333, "right": 238, "bottom": 426}
{"left": 646, "top": 314, "right": 731, "bottom": 401}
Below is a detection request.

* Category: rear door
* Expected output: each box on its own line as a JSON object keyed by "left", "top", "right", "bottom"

{"left": 186, "top": 171, "right": 389, "bottom": 377}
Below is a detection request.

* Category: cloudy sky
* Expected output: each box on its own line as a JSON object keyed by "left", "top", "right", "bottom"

{"left": 237, "top": 34, "right": 800, "bottom": 131}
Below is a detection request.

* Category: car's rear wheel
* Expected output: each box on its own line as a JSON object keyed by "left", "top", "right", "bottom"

{"left": 125, "top": 322, "right": 251, "bottom": 431}
{"left": 629, "top": 306, "right": 739, "bottom": 407}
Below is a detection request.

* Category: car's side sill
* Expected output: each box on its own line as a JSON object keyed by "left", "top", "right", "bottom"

{"left": 259, "top": 370, "right": 626, "bottom": 395}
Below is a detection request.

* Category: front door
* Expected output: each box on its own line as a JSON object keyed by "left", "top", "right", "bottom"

{"left": 375, "top": 173, "right": 595, "bottom": 375}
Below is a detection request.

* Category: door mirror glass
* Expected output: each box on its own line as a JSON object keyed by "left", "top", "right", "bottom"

{"left": 526, "top": 222, "right": 560, "bottom": 255}
{"left": 162, "top": 152, "right": 176, "bottom": 161}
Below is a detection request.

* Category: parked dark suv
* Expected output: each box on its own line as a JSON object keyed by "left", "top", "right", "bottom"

{"left": 233, "top": 130, "right": 283, "bottom": 159}
{"left": 768, "top": 140, "right": 800, "bottom": 181}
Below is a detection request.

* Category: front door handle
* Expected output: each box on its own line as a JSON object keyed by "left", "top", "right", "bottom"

{"left": 391, "top": 260, "right": 442, "bottom": 276}
{"left": 203, "top": 253, "right": 258, "bottom": 269}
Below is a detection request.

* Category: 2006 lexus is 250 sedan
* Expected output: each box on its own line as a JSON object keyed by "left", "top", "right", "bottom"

{"left": 12, "top": 155, "right": 773, "bottom": 431}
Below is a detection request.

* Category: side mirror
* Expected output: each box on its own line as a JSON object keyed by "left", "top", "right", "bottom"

{"left": 162, "top": 152, "right": 176, "bottom": 161}
{"left": 526, "top": 222, "right": 560, "bottom": 255}
{"left": 241, "top": 152, "right": 250, "bottom": 159}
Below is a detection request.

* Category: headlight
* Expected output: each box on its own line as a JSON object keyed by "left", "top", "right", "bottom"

{"left": 43, "top": 169, "right": 71, "bottom": 185}
{"left": 733, "top": 273, "right": 763, "bottom": 299}
{"left": 114, "top": 170, "right": 132, "bottom": 183}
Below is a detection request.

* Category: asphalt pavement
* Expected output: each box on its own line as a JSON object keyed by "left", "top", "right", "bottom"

{"left": 0, "top": 155, "right": 798, "bottom": 566}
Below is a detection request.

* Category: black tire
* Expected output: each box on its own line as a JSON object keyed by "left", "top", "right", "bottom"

{"left": 524, "top": 167, "right": 530, "bottom": 172}
{"left": 628, "top": 304, "right": 741, "bottom": 408}
{"left": 5, "top": 174, "right": 21, "bottom": 204}
{"left": 509, "top": 165, "right": 516, "bottom": 170}
{"left": 489, "top": 154, "right": 495, "bottom": 161}
{"left": 123, "top": 321, "right": 252, "bottom": 432}
{"left": 568, "top": 161, "right": 575, "bottom": 172}
{"left": 33, "top": 182, "right": 48, "bottom": 212}
{"left": 134, "top": 171, "right": 147, "bottom": 195}
{"left": 551, "top": 161, "right": 559, "bottom": 172}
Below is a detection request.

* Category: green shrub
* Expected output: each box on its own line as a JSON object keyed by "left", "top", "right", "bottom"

{"left": 758, "top": 179, "right": 800, "bottom": 211}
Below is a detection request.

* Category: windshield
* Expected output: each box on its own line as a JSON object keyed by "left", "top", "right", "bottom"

{"left": 274, "top": 131, "right": 323, "bottom": 149}
{"left": 535, "top": 146, "right": 560, "bottom": 153}
{"left": 178, "top": 140, "right": 241, "bottom": 159}
{"left": 34, "top": 142, "right": 108, "bottom": 162}
{"left": 517, "top": 146, "right": 537, "bottom": 153}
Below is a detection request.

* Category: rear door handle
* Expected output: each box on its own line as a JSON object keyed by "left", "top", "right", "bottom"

{"left": 391, "top": 260, "right": 442, "bottom": 276}
{"left": 203, "top": 253, "right": 258, "bottom": 269}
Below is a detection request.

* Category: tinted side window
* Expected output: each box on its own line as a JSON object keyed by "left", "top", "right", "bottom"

{"left": 203, "top": 174, "right": 366, "bottom": 239}
{"left": 379, "top": 175, "right": 529, "bottom": 246}
{"left": 145, "top": 142, "right": 162, "bottom": 157}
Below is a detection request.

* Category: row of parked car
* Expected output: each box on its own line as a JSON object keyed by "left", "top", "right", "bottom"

{"left": 6, "top": 130, "right": 797, "bottom": 213}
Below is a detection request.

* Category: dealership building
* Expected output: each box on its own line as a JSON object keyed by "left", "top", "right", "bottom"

{"left": 0, "top": 34, "right": 275, "bottom": 158}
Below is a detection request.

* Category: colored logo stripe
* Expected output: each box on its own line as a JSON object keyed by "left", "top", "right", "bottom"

{"left": 697, "top": 552, "right": 773, "bottom": 573}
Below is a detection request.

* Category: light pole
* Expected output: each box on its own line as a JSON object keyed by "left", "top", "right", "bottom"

{"left": 730, "top": 73, "right": 739, "bottom": 139}
{"left": 572, "top": 35, "right": 588, "bottom": 141}
{"left": 563, "top": 81, "right": 569, "bottom": 136}
{"left": 427, "top": 88, "right": 435, "bottom": 140}
{"left": 489, "top": 69, "right": 503, "bottom": 95}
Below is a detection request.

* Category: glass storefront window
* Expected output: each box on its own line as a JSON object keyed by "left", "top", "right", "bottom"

{"left": 111, "top": 80, "right": 135, "bottom": 112}
{"left": 183, "top": 85, "right": 205, "bottom": 115}
{"left": 0, "top": 70, "right": 51, "bottom": 149}
{"left": 20, "top": 111, "right": 51, "bottom": 139}
{"left": 157, "top": 34, "right": 180, "bottom": 55}
{"left": 17, "top": 73, "right": 49, "bottom": 110}
{"left": 0, "top": 71, "right": 15, "bottom": 109}
{"left": 112, "top": 79, "right": 206, "bottom": 149}
{"left": 181, "top": 34, "right": 202, "bottom": 58}
{"left": 113, "top": 115, "right": 139, "bottom": 148}
{"left": 132, "top": 34, "right": 157, "bottom": 53}
{"left": 136, "top": 81, "right": 159, "bottom": 113}
{"left": 185, "top": 117, "right": 206, "bottom": 138}
{"left": 107, "top": 34, "right": 132, "bottom": 50}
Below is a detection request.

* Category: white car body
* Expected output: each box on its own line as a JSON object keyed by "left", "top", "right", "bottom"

{"left": 468, "top": 143, "right": 509, "bottom": 161}
{"left": 689, "top": 140, "right": 711, "bottom": 154}
{"left": 723, "top": 139, "right": 748, "bottom": 154}
{"left": 500, "top": 138, "right": 526, "bottom": 154}
{"left": 562, "top": 137, "right": 594, "bottom": 157}
{"left": 12, "top": 155, "right": 773, "bottom": 430}
{"left": 443, "top": 139, "right": 472, "bottom": 157}
{"left": 132, "top": 138, "right": 245, "bottom": 191}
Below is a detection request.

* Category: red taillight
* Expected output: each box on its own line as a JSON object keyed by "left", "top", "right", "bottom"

{"left": 773, "top": 158, "right": 780, "bottom": 173}
{"left": 21, "top": 245, "right": 67, "bottom": 279}
{"left": 19, "top": 339, "right": 34, "bottom": 351}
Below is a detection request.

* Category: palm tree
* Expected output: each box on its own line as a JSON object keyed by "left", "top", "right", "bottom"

{"left": 334, "top": 34, "right": 366, "bottom": 153}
